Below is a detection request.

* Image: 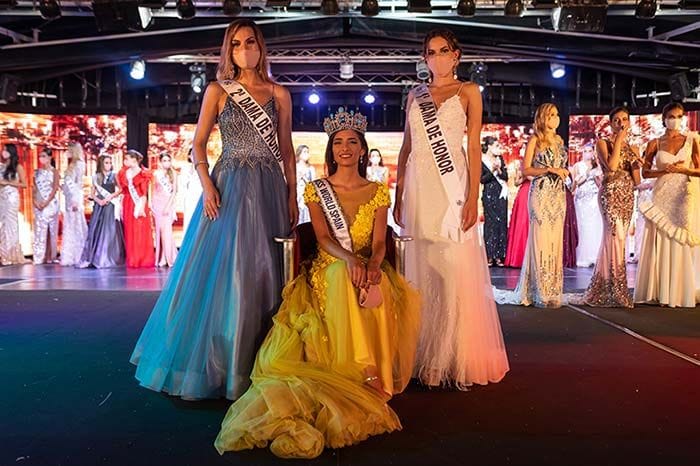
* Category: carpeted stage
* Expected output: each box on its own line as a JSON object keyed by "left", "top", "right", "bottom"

{"left": 1, "top": 265, "right": 699, "bottom": 466}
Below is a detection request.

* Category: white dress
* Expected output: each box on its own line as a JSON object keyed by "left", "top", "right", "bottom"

{"left": 494, "top": 144, "right": 568, "bottom": 308}
{"left": 60, "top": 160, "right": 88, "bottom": 266}
{"left": 573, "top": 161, "right": 603, "bottom": 267}
{"left": 634, "top": 136, "right": 700, "bottom": 308}
{"left": 295, "top": 162, "right": 316, "bottom": 224}
{"left": 403, "top": 91, "right": 509, "bottom": 389}
{"left": 0, "top": 164, "right": 26, "bottom": 265}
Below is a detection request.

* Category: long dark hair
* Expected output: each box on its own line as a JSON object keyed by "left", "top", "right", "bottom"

{"left": 324, "top": 130, "right": 368, "bottom": 178}
{"left": 95, "top": 155, "right": 112, "bottom": 185}
{"left": 2, "top": 144, "right": 19, "bottom": 181}
{"left": 481, "top": 136, "right": 497, "bottom": 154}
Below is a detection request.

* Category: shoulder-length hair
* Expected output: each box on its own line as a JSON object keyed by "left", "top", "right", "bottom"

{"left": 324, "top": 130, "right": 368, "bottom": 178}
{"left": 66, "top": 142, "right": 84, "bottom": 164}
{"left": 216, "top": 19, "right": 274, "bottom": 84}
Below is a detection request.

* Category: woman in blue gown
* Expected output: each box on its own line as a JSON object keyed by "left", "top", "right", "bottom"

{"left": 130, "top": 19, "right": 298, "bottom": 400}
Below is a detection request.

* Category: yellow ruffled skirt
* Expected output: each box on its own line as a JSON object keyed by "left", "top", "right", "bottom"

{"left": 214, "top": 259, "right": 421, "bottom": 459}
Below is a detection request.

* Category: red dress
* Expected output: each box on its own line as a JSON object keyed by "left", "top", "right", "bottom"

{"left": 504, "top": 179, "right": 530, "bottom": 268}
{"left": 118, "top": 167, "right": 155, "bottom": 268}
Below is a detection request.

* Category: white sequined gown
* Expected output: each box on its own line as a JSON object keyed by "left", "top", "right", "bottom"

{"left": 403, "top": 91, "right": 509, "bottom": 389}
{"left": 60, "top": 160, "right": 88, "bottom": 266}
{"left": 494, "top": 144, "right": 568, "bottom": 308}
{"left": 634, "top": 136, "right": 700, "bottom": 308}
{"left": 0, "top": 163, "right": 26, "bottom": 265}
{"left": 32, "top": 168, "right": 60, "bottom": 264}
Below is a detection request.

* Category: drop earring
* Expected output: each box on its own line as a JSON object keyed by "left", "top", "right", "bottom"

{"left": 453, "top": 62, "right": 458, "bottom": 80}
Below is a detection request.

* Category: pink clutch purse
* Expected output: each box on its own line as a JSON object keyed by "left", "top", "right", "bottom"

{"left": 359, "top": 284, "right": 383, "bottom": 308}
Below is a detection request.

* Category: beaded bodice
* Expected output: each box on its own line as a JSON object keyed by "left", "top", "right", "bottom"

{"left": 215, "top": 95, "right": 280, "bottom": 172}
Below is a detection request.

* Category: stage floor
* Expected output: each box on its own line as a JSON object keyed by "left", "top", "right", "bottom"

{"left": 1, "top": 263, "right": 699, "bottom": 466}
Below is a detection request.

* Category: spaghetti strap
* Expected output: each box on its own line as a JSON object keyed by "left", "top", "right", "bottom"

{"left": 457, "top": 81, "right": 465, "bottom": 96}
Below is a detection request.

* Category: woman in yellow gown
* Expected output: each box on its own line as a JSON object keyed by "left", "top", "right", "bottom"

{"left": 215, "top": 109, "right": 421, "bottom": 459}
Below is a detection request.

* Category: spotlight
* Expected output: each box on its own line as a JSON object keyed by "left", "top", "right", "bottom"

{"left": 416, "top": 60, "right": 430, "bottom": 81}
{"left": 360, "top": 0, "right": 379, "bottom": 16}
{"left": 190, "top": 64, "right": 207, "bottom": 94}
{"left": 550, "top": 63, "right": 566, "bottom": 79}
{"left": 321, "top": 0, "right": 338, "bottom": 15}
{"left": 469, "top": 62, "right": 488, "bottom": 90}
{"left": 635, "top": 0, "right": 657, "bottom": 19}
{"left": 456, "top": 0, "right": 476, "bottom": 17}
{"left": 363, "top": 89, "right": 377, "bottom": 105}
{"left": 130, "top": 59, "right": 145, "bottom": 80}
{"left": 504, "top": 0, "right": 525, "bottom": 16}
{"left": 339, "top": 61, "right": 354, "bottom": 80}
{"left": 176, "top": 0, "right": 195, "bottom": 20}
{"left": 223, "top": 0, "right": 241, "bottom": 15}
{"left": 307, "top": 89, "right": 321, "bottom": 105}
{"left": 39, "top": 0, "right": 61, "bottom": 19}
{"left": 407, "top": 0, "right": 431, "bottom": 13}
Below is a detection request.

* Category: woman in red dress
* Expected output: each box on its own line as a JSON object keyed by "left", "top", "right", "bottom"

{"left": 504, "top": 159, "right": 530, "bottom": 268}
{"left": 117, "top": 150, "right": 155, "bottom": 268}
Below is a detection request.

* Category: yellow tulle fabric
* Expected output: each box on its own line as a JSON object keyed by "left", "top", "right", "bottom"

{"left": 215, "top": 181, "right": 421, "bottom": 459}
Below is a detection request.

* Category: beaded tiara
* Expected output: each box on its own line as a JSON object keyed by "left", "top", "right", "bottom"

{"left": 323, "top": 107, "right": 368, "bottom": 135}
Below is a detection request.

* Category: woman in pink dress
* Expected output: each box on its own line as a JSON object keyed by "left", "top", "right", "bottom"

{"left": 504, "top": 159, "right": 530, "bottom": 268}
{"left": 151, "top": 152, "right": 178, "bottom": 267}
{"left": 117, "top": 150, "right": 155, "bottom": 268}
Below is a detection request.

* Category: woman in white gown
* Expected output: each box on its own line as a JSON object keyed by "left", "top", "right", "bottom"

{"left": 295, "top": 144, "right": 316, "bottom": 224}
{"left": 0, "top": 143, "right": 29, "bottom": 265}
{"left": 60, "top": 142, "right": 88, "bottom": 266}
{"left": 393, "top": 29, "right": 508, "bottom": 389}
{"left": 32, "top": 149, "right": 60, "bottom": 264}
{"left": 573, "top": 144, "right": 603, "bottom": 267}
{"left": 494, "top": 103, "right": 570, "bottom": 308}
{"left": 634, "top": 103, "right": 700, "bottom": 308}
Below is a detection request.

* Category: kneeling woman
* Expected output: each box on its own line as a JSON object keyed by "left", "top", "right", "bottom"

{"left": 215, "top": 110, "right": 421, "bottom": 459}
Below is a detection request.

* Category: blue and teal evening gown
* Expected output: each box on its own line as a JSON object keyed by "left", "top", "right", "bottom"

{"left": 130, "top": 94, "right": 289, "bottom": 400}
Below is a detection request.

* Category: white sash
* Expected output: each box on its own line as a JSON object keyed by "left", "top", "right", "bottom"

{"left": 94, "top": 173, "right": 122, "bottom": 221}
{"left": 218, "top": 80, "right": 285, "bottom": 176}
{"left": 156, "top": 171, "right": 174, "bottom": 195}
{"left": 312, "top": 178, "right": 353, "bottom": 252}
{"left": 414, "top": 84, "right": 467, "bottom": 242}
{"left": 126, "top": 171, "right": 146, "bottom": 219}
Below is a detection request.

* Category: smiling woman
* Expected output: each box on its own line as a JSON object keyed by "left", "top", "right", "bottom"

{"left": 215, "top": 108, "right": 421, "bottom": 459}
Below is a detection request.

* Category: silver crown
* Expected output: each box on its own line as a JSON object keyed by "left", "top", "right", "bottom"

{"left": 323, "top": 107, "right": 368, "bottom": 135}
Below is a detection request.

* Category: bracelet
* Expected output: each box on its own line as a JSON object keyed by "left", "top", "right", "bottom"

{"left": 195, "top": 161, "right": 209, "bottom": 168}
{"left": 364, "top": 376, "right": 379, "bottom": 383}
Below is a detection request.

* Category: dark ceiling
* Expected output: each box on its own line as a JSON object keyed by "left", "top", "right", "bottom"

{"left": 1, "top": 1, "right": 699, "bottom": 124}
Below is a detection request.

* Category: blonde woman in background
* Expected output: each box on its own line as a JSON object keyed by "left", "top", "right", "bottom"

{"left": 60, "top": 142, "right": 88, "bottom": 266}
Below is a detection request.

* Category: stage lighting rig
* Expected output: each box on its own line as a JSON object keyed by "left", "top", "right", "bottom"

{"left": 457, "top": 0, "right": 476, "bottom": 17}
{"left": 176, "top": 0, "right": 196, "bottom": 20}
{"left": 360, "top": 0, "right": 380, "bottom": 16}
{"left": 39, "top": 0, "right": 61, "bottom": 19}
{"left": 223, "top": 0, "right": 242, "bottom": 15}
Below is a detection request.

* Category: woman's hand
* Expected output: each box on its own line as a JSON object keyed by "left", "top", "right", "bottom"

{"left": 665, "top": 162, "right": 686, "bottom": 174}
{"left": 549, "top": 167, "right": 569, "bottom": 180}
{"left": 345, "top": 256, "right": 367, "bottom": 289}
{"left": 366, "top": 264, "right": 382, "bottom": 286}
{"left": 202, "top": 181, "right": 221, "bottom": 220}
{"left": 288, "top": 195, "right": 299, "bottom": 227}
{"left": 461, "top": 200, "right": 478, "bottom": 232}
